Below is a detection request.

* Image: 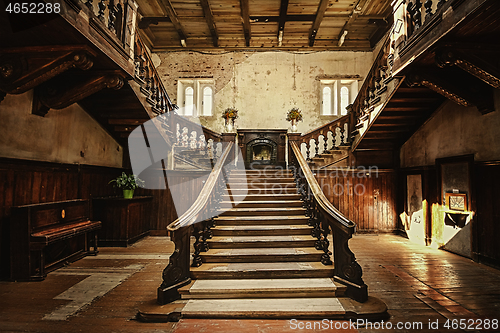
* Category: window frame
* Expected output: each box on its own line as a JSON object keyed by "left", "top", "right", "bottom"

{"left": 176, "top": 79, "right": 215, "bottom": 117}
{"left": 320, "top": 79, "right": 359, "bottom": 117}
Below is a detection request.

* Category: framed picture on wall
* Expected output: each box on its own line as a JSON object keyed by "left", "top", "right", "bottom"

{"left": 445, "top": 193, "right": 467, "bottom": 211}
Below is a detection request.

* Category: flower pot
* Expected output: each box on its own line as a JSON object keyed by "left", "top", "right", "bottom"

{"left": 123, "top": 189, "right": 134, "bottom": 199}
{"left": 225, "top": 118, "right": 234, "bottom": 132}
{"left": 290, "top": 119, "right": 298, "bottom": 133}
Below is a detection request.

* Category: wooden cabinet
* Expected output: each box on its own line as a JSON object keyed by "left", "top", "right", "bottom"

{"left": 92, "top": 196, "right": 152, "bottom": 247}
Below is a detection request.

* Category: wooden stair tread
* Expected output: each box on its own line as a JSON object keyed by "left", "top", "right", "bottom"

{"left": 221, "top": 200, "right": 303, "bottom": 205}
{"left": 203, "top": 247, "right": 322, "bottom": 255}
{"left": 213, "top": 225, "right": 312, "bottom": 231}
{"left": 222, "top": 207, "right": 306, "bottom": 212}
{"left": 191, "top": 261, "right": 333, "bottom": 273}
{"left": 179, "top": 278, "right": 344, "bottom": 299}
{"left": 208, "top": 235, "right": 315, "bottom": 242}
{"left": 181, "top": 298, "right": 344, "bottom": 317}
{"left": 215, "top": 215, "right": 308, "bottom": 221}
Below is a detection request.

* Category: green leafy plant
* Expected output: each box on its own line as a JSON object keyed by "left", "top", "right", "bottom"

{"left": 109, "top": 172, "right": 145, "bottom": 190}
{"left": 286, "top": 107, "right": 303, "bottom": 122}
{"left": 222, "top": 107, "right": 238, "bottom": 120}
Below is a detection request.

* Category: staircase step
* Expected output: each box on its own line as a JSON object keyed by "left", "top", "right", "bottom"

{"left": 214, "top": 216, "right": 309, "bottom": 226}
{"left": 222, "top": 194, "right": 301, "bottom": 201}
{"left": 181, "top": 297, "right": 345, "bottom": 319}
{"left": 228, "top": 182, "right": 296, "bottom": 189}
{"left": 228, "top": 188, "right": 299, "bottom": 195}
{"left": 229, "top": 178, "right": 295, "bottom": 183}
{"left": 221, "top": 207, "right": 306, "bottom": 216}
{"left": 179, "top": 278, "right": 344, "bottom": 299}
{"left": 200, "top": 247, "right": 322, "bottom": 263}
{"left": 191, "top": 261, "right": 333, "bottom": 279}
{"left": 221, "top": 200, "right": 303, "bottom": 208}
{"left": 207, "top": 235, "right": 316, "bottom": 248}
{"left": 211, "top": 225, "right": 312, "bottom": 236}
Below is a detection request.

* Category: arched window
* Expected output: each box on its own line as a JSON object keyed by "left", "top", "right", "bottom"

{"left": 185, "top": 87, "right": 194, "bottom": 116}
{"left": 202, "top": 86, "right": 213, "bottom": 116}
{"left": 340, "top": 86, "right": 349, "bottom": 115}
{"left": 322, "top": 86, "right": 331, "bottom": 115}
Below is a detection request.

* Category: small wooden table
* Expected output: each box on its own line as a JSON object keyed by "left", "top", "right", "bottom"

{"left": 92, "top": 196, "right": 152, "bottom": 247}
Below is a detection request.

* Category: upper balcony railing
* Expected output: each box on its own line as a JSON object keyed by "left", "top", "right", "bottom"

{"left": 390, "top": 0, "right": 469, "bottom": 75}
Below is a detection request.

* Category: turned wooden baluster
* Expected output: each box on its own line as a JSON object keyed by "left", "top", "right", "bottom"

{"left": 314, "top": 138, "right": 319, "bottom": 158}
{"left": 407, "top": 1, "right": 415, "bottom": 37}
{"left": 305, "top": 142, "right": 311, "bottom": 161}
{"left": 191, "top": 225, "right": 203, "bottom": 267}
{"left": 144, "top": 66, "right": 151, "bottom": 93}
{"left": 413, "top": 0, "right": 422, "bottom": 30}
{"left": 340, "top": 124, "right": 346, "bottom": 145}
{"left": 320, "top": 221, "right": 333, "bottom": 265}
{"left": 323, "top": 133, "right": 328, "bottom": 152}
{"left": 85, "top": 0, "right": 93, "bottom": 11}
{"left": 108, "top": 0, "right": 117, "bottom": 33}
{"left": 424, "top": 0, "right": 433, "bottom": 21}
{"left": 97, "top": 0, "right": 106, "bottom": 22}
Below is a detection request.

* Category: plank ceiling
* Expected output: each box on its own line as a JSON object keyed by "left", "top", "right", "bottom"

{"left": 136, "top": 0, "right": 393, "bottom": 51}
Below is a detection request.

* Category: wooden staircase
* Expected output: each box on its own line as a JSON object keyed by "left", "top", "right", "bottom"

{"left": 308, "top": 148, "right": 349, "bottom": 169}
{"left": 178, "top": 167, "right": 350, "bottom": 318}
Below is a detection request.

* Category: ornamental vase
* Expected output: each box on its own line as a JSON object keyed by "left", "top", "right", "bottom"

{"left": 290, "top": 119, "right": 298, "bottom": 133}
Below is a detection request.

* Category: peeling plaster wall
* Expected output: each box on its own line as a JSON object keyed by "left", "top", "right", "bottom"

{"left": 0, "top": 91, "right": 123, "bottom": 167}
{"left": 400, "top": 89, "right": 500, "bottom": 167}
{"left": 155, "top": 51, "right": 373, "bottom": 133}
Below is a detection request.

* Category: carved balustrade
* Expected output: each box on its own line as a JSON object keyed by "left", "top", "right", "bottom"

{"left": 350, "top": 36, "right": 392, "bottom": 130}
{"left": 82, "top": 0, "right": 137, "bottom": 58}
{"left": 288, "top": 139, "right": 368, "bottom": 303}
{"left": 405, "top": 0, "right": 449, "bottom": 41}
{"left": 134, "top": 35, "right": 174, "bottom": 116}
{"left": 171, "top": 114, "right": 223, "bottom": 165}
{"left": 298, "top": 115, "right": 350, "bottom": 161}
{"left": 157, "top": 142, "right": 236, "bottom": 304}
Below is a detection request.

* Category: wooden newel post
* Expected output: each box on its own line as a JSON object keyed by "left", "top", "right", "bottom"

{"left": 330, "top": 221, "right": 368, "bottom": 303}
{"left": 157, "top": 225, "right": 192, "bottom": 304}
{"left": 222, "top": 132, "right": 237, "bottom": 164}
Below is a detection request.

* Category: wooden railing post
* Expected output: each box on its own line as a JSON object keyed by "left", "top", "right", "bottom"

{"left": 289, "top": 141, "right": 368, "bottom": 303}
{"left": 158, "top": 142, "right": 235, "bottom": 305}
{"left": 157, "top": 225, "right": 192, "bottom": 304}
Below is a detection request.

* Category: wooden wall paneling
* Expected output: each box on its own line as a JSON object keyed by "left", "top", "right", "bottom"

{"left": 474, "top": 162, "right": 500, "bottom": 267}
{"left": 314, "top": 169, "right": 397, "bottom": 232}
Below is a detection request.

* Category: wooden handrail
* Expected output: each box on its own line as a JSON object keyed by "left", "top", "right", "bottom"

{"left": 290, "top": 142, "right": 353, "bottom": 228}
{"left": 158, "top": 141, "right": 235, "bottom": 304}
{"left": 168, "top": 141, "right": 233, "bottom": 231}
{"left": 289, "top": 140, "right": 368, "bottom": 303}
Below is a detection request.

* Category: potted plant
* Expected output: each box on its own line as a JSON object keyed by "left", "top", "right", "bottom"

{"left": 109, "top": 172, "right": 145, "bottom": 199}
{"left": 286, "top": 107, "right": 303, "bottom": 132}
{"left": 222, "top": 107, "right": 238, "bottom": 132}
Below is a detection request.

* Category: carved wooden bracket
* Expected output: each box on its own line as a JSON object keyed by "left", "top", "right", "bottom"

{"left": 0, "top": 46, "right": 96, "bottom": 97}
{"left": 435, "top": 47, "right": 500, "bottom": 90}
{"left": 32, "top": 71, "right": 125, "bottom": 116}
{"left": 406, "top": 68, "right": 494, "bottom": 114}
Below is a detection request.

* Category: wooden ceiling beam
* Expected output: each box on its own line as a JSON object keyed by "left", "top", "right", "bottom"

{"left": 138, "top": 17, "right": 172, "bottom": 29}
{"left": 199, "top": 0, "right": 219, "bottom": 47}
{"left": 251, "top": 15, "right": 316, "bottom": 23}
{"left": 277, "top": 0, "right": 290, "bottom": 46}
{"left": 239, "top": 0, "right": 251, "bottom": 47}
{"left": 309, "top": 0, "right": 329, "bottom": 47}
{"left": 337, "top": 0, "right": 369, "bottom": 47}
{"left": 158, "top": 0, "right": 187, "bottom": 46}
